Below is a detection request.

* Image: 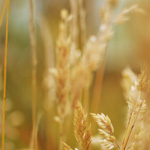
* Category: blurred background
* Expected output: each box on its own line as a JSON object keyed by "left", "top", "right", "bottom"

{"left": 0, "top": 0, "right": 150, "bottom": 149}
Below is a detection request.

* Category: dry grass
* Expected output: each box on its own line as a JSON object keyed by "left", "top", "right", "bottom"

{"left": 0, "top": 0, "right": 150, "bottom": 150}
{"left": 63, "top": 103, "right": 91, "bottom": 150}
{"left": 0, "top": 0, "right": 7, "bottom": 28}
{"left": 74, "top": 103, "right": 91, "bottom": 150}
{"left": 91, "top": 67, "right": 147, "bottom": 150}
{"left": 29, "top": 0, "right": 38, "bottom": 149}
{"left": 1, "top": 0, "right": 9, "bottom": 150}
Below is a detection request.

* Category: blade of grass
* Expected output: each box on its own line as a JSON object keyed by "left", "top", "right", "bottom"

{"left": 1, "top": 0, "right": 9, "bottom": 150}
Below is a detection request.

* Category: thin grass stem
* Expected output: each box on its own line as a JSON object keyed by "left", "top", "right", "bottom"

{"left": 29, "top": 0, "right": 37, "bottom": 149}
{"left": 0, "top": 0, "right": 7, "bottom": 28}
{"left": 1, "top": 0, "right": 9, "bottom": 149}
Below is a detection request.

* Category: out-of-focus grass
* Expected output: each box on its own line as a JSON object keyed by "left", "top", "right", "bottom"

{"left": 0, "top": 0, "right": 150, "bottom": 149}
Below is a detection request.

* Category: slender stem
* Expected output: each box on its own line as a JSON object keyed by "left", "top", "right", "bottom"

{"left": 121, "top": 98, "right": 143, "bottom": 150}
{"left": 29, "top": 0, "right": 37, "bottom": 149}
{"left": 91, "top": 48, "right": 107, "bottom": 131}
{"left": 121, "top": 112, "right": 134, "bottom": 150}
{"left": 59, "top": 119, "right": 63, "bottom": 150}
{"left": 2, "top": 0, "right": 9, "bottom": 150}
{"left": 78, "top": 0, "right": 86, "bottom": 48}
{"left": 0, "top": 0, "right": 7, "bottom": 28}
{"left": 69, "top": 0, "right": 79, "bottom": 49}
{"left": 83, "top": 85, "right": 89, "bottom": 113}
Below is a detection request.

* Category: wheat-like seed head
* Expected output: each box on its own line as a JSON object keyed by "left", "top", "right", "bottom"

{"left": 91, "top": 113, "right": 114, "bottom": 133}
{"left": 113, "top": 5, "right": 145, "bottom": 25}
{"left": 121, "top": 67, "right": 138, "bottom": 96}
{"left": 138, "top": 64, "right": 150, "bottom": 93}
{"left": 82, "top": 36, "right": 105, "bottom": 72}
{"left": 91, "top": 113, "right": 117, "bottom": 150}
{"left": 74, "top": 103, "right": 91, "bottom": 150}
{"left": 121, "top": 66, "right": 148, "bottom": 150}
{"left": 55, "top": 9, "right": 71, "bottom": 118}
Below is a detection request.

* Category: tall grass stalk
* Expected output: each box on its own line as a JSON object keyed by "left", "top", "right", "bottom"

{"left": 78, "top": 0, "right": 86, "bottom": 47}
{"left": 0, "top": 0, "right": 7, "bottom": 28}
{"left": 83, "top": 85, "right": 89, "bottom": 113}
{"left": 29, "top": 0, "right": 37, "bottom": 149}
{"left": 121, "top": 94, "right": 144, "bottom": 150}
{"left": 1, "top": 0, "right": 9, "bottom": 149}
{"left": 91, "top": 49, "right": 107, "bottom": 130}
{"left": 38, "top": 17, "right": 56, "bottom": 150}
{"left": 69, "top": 0, "right": 78, "bottom": 49}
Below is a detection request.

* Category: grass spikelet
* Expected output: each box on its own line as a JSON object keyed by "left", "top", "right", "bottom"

{"left": 1, "top": 0, "right": 9, "bottom": 150}
{"left": 91, "top": 113, "right": 114, "bottom": 133}
{"left": 138, "top": 64, "right": 150, "bottom": 93}
{"left": 91, "top": 113, "right": 118, "bottom": 149}
{"left": 121, "top": 67, "right": 138, "bottom": 99}
{"left": 74, "top": 103, "right": 91, "bottom": 150}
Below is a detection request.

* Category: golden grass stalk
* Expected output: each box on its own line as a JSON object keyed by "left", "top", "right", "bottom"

{"left": 55, "top": 9, "right": 71, "bottom": 150}
{"left": 83, "top": 85, "right": 89, "bottom": 113}
{"left": 121, "top": 103, "right": 142, "bottom": 150}
{"left": 0, "top": 0, "right": 7, "bottom": 28}
{"left": 91, "top": 0, "right": 117, "bottom": 123}
{"left": 56, "top": 9, "right": 70, "bottom": 118}
{"left": 71, "top": 34, "right": 107, "bottom": 109}
{"left": 91, "top": 2, "right": 144, "bottom": 132}
{"left": 29, "top": 0, "right": 37, "bottom": 149}
{"left": 78, "top": 0, "right": 86, "bottom": 47}
{"left": 1, "top": 0, "right": 9, "bottom": 150}
{"left": 121, "top": 67, "right": 147, "bottom": 150}
{"left": 75, "top": 0, "right": 88, "bottom": 113}
{"left": 91, "top": 65, "right": 147, "bottom": 150}
{"left": 91, "top": 51, "right": 106, "bottom": 113}
{"left": 69, "top": 0, "right": 79, "bottom": 49}
{"left": 61, "top": 104, "right": 91, "bottom": 150}
{"left": 30, "top": 113, "right": 42, "bottom": 150}
{"left": 74, "top": 103, "right": 91, "bottom": 150}
{"left": 78, "top": 0, "right": 88, "bottom": 111}
{"left": 121, "top": 92, "right": 146, "bottom": 150}
{"left": 38, "top": 17, "right": 55, "bottom": 68}
{"left": 38, "top": 16, "right": 56, "bottom": 150}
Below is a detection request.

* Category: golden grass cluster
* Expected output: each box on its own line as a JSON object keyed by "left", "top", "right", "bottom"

{"left": 0, "top": 0, "right": 150, "bottom": 150}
